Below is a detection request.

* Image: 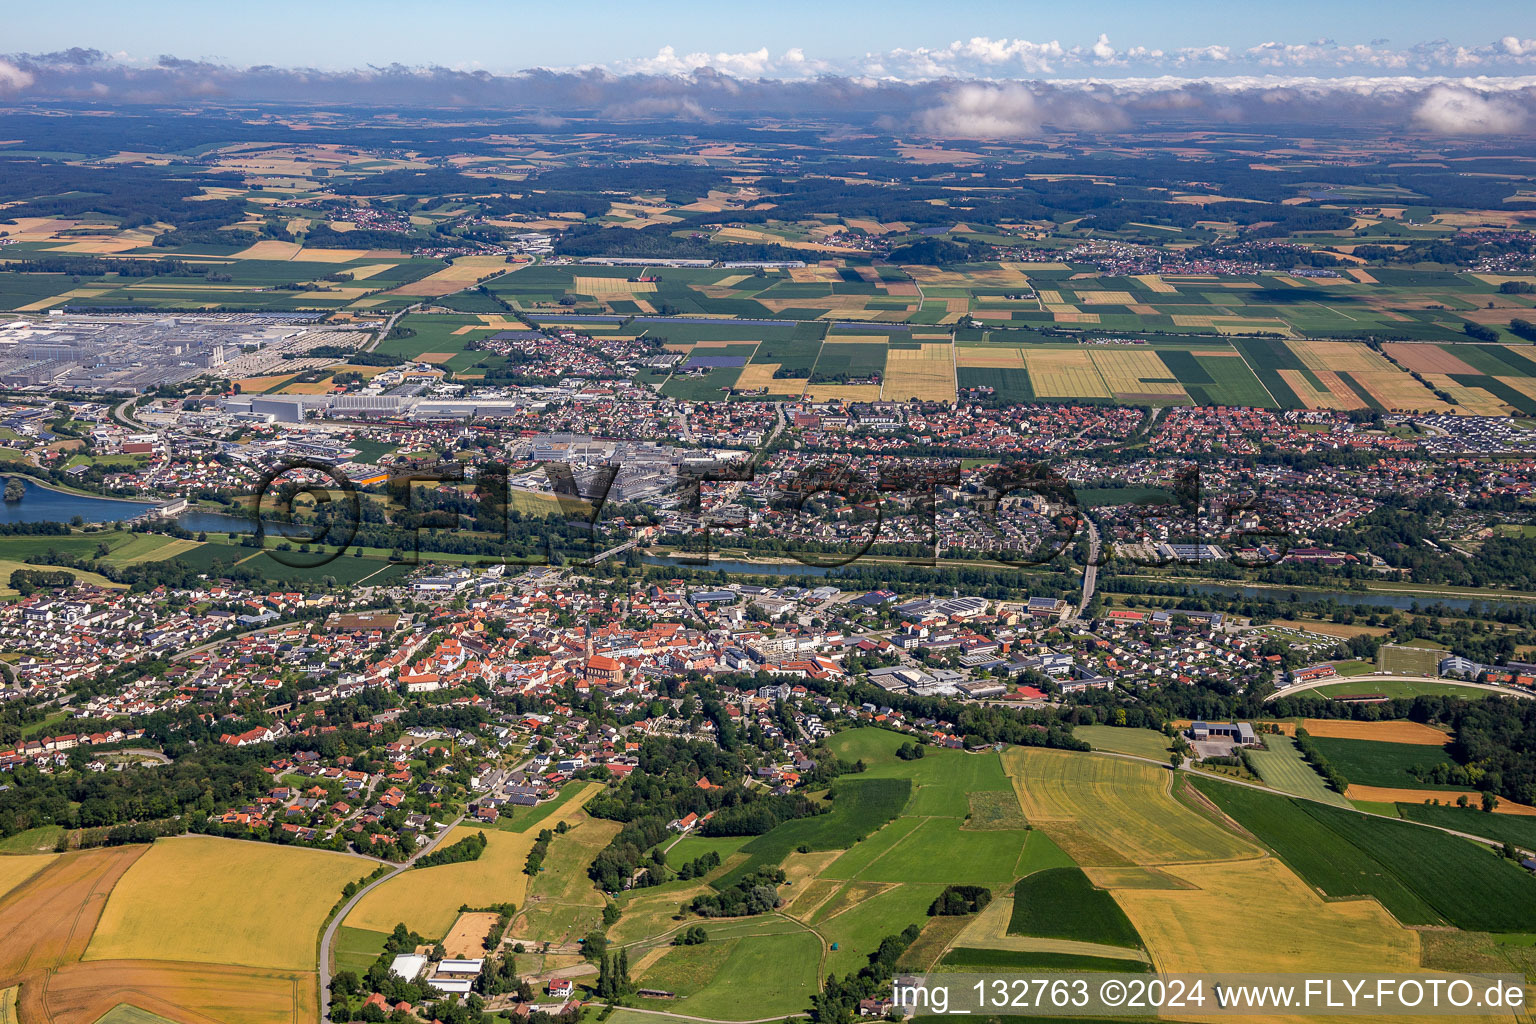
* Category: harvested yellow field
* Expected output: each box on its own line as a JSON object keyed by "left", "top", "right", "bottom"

{"left": 1347, "top": 268, "right": 1380, "bottom": 284}
{"left": 1278, "top": 369, "right": 1365, "bottom": 411}
{"left": 1132, "top": 274, "right": 1178, "bottom": 294}
{"left": 16, "top": 288, "right": 111, "bottom": 311}
{"left": 790, "top": 266, "right": 842, "bottom": 283}
{"left": 348, "top": 826, "right": 537, "bottom": 936}
{"left": 1382, "top": 344, "right": 1477, "bottom": 374}
{"left": 1036, "top": 290, "right": 1064, "bottom": 305}
{"left": 1116, "top": 857, "right": 1418, "bottom": 975}
{"left": 1347, "top": 786, "right": 1536, "bottom": 815}
{"left": 735, "top": 363, "right": 803, "bottom": 394}
{"left": 1289, "top": 340, "right": 1397, "bottom": 374}
{"left": 1351, "top": 371, "right": 1452, "bottom": 412}
{"left": 806, "top": 384, "right": 883, "bottom": 402}
{"left": 85, "top": 836, "right": 371, "bottom": 972}
{"left": 0, "top": 853, "right": 57, "bottom": 901}
{"left": 1496, "top": 375, "right": 1536, "bottom": 405}
{"left": 1090, "top": 349, "right": 1187, "bottom": 400}
{"left": 391, "top": 255, "right": 511, "bottom": 297}
{"left": 277, "top": 380, "right": 338, "bottom": 395}
{"left": 1052, "top": 311, "right": 1100, "bottom": 324}
{"left": 1298, "top": 719, "right": 1450, "bottom": 744}
{"left": 882, "top": 343, "right": 955, "bottom": 402}
{"left": 231, "top": 240, "right": 304, "bottom": 260}
{"left": 290, "top": 247, "right": 394, "bottom": 262}
{"left": 955, "top": 346, "right": 1026, "bottom": 369}
{"left": 1423, "top": 376, "right": 1514, "bottom": 415}
{"left": 344, "top": 263, "right": 398, "bottom": 281}
{"left": 1003, "top": 748, "right": 1260, "bottom": 866}
{"left": 1022, "top": 348, "right": 1110, "bottom": 399}
{"left": 1075, "top": 290, "right": 1135, "bottom": 305}
{"left": 234, "top": 374, "right": 295, "bottom": 393}
{"left": 50, "top": 239, "right": 142, "bottom": 254}
{"left": 573, "top": 276, "right": 656, "bottom": 295}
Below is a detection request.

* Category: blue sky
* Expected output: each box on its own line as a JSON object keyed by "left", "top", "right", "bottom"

{"left": 8, "top": 0, "right": 1536, "bottom": 76}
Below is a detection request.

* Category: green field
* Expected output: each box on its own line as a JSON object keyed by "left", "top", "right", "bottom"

{"left": 939, "top": 947, "right": 1151, "bottom": 973}
{"left": 1194, "top": 778, "right": 1536, "bottom": 932}
{"left": 1007, "top": 868, "right": 1143, "bottom": 949}
{"left": 712, "top": 776, "right": 911, "bottom": 889}
{"left": 1395, "top": 803, "right": 1536, "bottom": 850}
{"left": 1307, "top": 736, "right": 1460, "bottom": 789}
{"left": 1245, "top": 735, "right": 1351, "bottom": 806}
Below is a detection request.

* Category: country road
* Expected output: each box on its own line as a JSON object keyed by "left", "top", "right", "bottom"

{"left": 318, "top": 813, "right": 464, "bottom": 1016}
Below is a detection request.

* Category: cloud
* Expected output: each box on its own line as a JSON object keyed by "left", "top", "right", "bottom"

{"left": 0, "top": 59, "right": 34, "bottom": 94}
{"left": 1, "top": 47, "right": 1535, "bottom": 137}
{"left": 622, "top": 46, "right": 773, "bottom": 77}
{"left": 917, "top": 82, "right": 1129, "bottom": 136}
{"left": 1091, "top": 34, "right": 1117, "bottom": 61}
{"left": 1412, "top": 84, "right": 1531, "bottom": 133}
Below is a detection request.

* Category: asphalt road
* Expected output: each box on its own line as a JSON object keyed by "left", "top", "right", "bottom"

{"left": 318, "top": 813, "right": 464, "bottom": 1016}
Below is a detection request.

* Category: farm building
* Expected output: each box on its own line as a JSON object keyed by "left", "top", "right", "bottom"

{"left": 1188, "top": 721, "right": 1258, "bottom": 746}
{"left": 389, "top": 953, "right": 428, "bottom": 981}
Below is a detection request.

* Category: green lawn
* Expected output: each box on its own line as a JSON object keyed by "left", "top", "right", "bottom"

{"left": 332, "top": 925, "right": 388, "bottom": 977}
{"left": 825, "top": 727, "right": 910, "bottom": 766}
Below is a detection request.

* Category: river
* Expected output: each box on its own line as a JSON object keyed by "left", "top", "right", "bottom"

{"left": 0, "top": 476, "right": 256, "bottom": 534}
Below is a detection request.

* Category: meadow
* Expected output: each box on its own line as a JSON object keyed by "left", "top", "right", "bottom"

{"left": 711, "top": 776, "right": 911, "bottom": 888}
{"left": 1070, "top": 725, "right": 1172, "bottom": 760}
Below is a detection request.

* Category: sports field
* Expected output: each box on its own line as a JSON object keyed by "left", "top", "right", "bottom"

{"left": 1377, "top": 642, "right": 1448, "bottom": 675}
{"left": 85, "top": 836, "right": 371, "bottom": 971}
